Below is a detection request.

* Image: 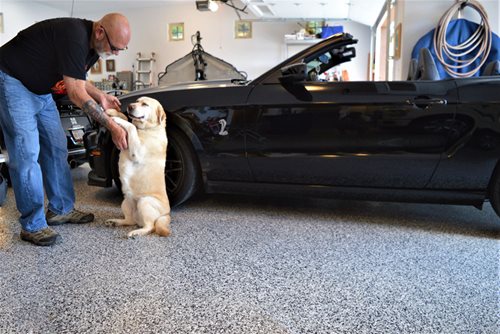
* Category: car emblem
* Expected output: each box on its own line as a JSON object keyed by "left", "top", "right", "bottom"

{"left": 218, "top": 119, "right": 228, "bottom": 136}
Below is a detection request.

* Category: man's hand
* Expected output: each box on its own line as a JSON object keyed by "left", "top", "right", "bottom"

{"left": 101, "top": 94, "right": 121, "bottom": 110}
{"left": 81, "top": 100, "right": 128, "bottom": 150}
{"left": 64, "top": 76, "right": 128, "bottom": 151}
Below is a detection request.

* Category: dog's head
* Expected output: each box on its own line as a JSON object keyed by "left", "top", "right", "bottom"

{"left": 126, "top": 96, "right": 166, "bottom": 129}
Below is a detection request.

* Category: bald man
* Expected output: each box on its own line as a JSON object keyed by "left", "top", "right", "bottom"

{"left": 0, "top": 13, "right": 131, "bottom": 246}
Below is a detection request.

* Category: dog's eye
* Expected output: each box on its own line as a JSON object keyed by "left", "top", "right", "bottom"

{"left": 142, "top": 103, "right": 148, "bottom": 107}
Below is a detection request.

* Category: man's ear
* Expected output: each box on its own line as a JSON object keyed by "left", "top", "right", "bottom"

{"left": 95, "top": 24, "right": 104, "bottom": 40}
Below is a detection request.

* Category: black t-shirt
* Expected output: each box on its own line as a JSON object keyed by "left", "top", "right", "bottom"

{"left": 0, "top": 18, "right": 99, "bottom": 94}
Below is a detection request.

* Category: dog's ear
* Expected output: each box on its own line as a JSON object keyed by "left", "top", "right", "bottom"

{"left": 156, "top": 104, "right": 167, "bottom": 124}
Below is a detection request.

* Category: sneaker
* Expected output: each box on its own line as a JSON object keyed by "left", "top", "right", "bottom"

{"left": 46, "top": 208, "right": 95, "bottom": 226}
{"left": 20, "top": 227, "right": 61, "bottom": 246}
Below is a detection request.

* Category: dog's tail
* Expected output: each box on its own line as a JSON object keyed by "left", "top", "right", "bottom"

{"left": 155, "top": 214, "right": 171, "bottom": 237}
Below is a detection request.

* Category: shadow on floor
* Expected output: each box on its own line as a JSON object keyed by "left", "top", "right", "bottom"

{"left": 178, "top": 192, "right": 500, "bottom": 240}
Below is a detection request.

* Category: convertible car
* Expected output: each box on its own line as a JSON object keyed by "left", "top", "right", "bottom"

{"left": 84, "top": 33, "right": 500, "bottom": 219}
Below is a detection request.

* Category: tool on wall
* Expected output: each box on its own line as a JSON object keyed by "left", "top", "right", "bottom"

{"left": 411, "top": 0, "right": 500, "bottom": 79}
{"left": 433, "top": 0, "right": 492, "bottom": 77}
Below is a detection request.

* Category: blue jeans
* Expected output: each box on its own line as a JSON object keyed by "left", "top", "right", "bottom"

{"left": 0, "top": 70, "right": 75, "bottom": 232}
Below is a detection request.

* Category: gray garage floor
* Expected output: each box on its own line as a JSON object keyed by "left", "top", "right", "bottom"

{"left": 0, "top": 164, "right": 499, "bottom": 334}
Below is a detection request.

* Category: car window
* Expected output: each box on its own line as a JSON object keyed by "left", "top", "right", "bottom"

{"left": 256, "top": 36, "right": 358, "bottom": 84}
{"left": 304, "top": 45, "right": 355, "bottom": 81}
{"left": 307, "top": 53, "right": 331, "bottom": 71}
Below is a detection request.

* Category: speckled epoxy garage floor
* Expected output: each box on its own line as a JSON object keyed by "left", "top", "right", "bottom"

{"left": 0, "top": 164, "right": 499, "bottom": 334}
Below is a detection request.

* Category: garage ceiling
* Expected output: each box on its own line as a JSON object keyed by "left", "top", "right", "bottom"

{"left": 32, "top": 0, "right": 386, "bottom": 27}
{"left": 241, "top": 0, "right": 386, "bottom": 26}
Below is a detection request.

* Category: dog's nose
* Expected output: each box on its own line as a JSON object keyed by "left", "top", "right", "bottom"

{"left": 127, "top": 104, "right": 134, "bottom": 112}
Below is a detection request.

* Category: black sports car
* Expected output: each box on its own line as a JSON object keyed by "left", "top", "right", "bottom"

{"left": 84, "top": 33, "right": 500, "bottom": 219}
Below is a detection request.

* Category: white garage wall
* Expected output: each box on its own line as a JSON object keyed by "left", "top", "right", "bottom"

{"left": 78, "top": 3, "right": 371, "bottom": 83}
{"left": 1, "top": 1, "right": 498, "bottom": 84}
{"left": 84, "top": 3, "right": 300, "bottom": 82}
{"left": 0, "top": 1, "right": 68, "bottom": 45}
{"left": 1, "top": 1, "right": 371, "bottom": 84}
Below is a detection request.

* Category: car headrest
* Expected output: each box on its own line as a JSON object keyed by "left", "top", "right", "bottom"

{"left": 481, "top": 60, "right": 500, "bottom": 76}
{"left": 407, "top": 58, "right": 418, "bottom": 80}
{"left": 416, "top": 48, "right": 440, "bottom": 80}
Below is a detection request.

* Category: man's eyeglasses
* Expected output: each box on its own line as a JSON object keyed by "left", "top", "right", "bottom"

{"left": 101, "top": 26, "right": 127, "bottom": 52}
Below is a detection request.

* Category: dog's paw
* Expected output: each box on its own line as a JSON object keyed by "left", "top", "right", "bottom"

{"left": 105, "top": 219, "right": 118, "bottom": 227}
{"left": 105, "top": 109, "right": 127, "bottom": 120}
{"left": 105, "top": 108, "right": 117, "bottom": 116}
{"left": 127, "top": 231, "right": 139, "bottom": 239}
{"left": 112, "top": 116, "right": 126, "bottom": 125}
{"left": 105, "top": 109, "right": 124, "bottom": 120}
{"left": 127, "top": 228, "right": 150, "bottom": 238}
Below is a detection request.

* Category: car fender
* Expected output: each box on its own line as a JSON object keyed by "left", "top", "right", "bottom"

{"left": 167, "top": 112, "right": 204, "bottom": 153}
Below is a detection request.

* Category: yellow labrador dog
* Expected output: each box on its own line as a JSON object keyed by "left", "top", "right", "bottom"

{"left": 105, "top": 97, "right": 171, "bottom": 238}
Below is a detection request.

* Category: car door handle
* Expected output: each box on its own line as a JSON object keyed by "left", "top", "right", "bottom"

{"left": 406, "top": 98, "right": 447, "bottom": 108}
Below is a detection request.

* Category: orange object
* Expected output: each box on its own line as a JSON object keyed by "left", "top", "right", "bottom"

{"left": 51, "top": 80, "right": 66, "bottom": 94}
{"left": 342, "top": 69, "right": 349, "bottom": 81}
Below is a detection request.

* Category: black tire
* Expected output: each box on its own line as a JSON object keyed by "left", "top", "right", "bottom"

{"left": 0, "top": 173, "right": 6, "bottom": 206}
{"left": 0, "top": 145, "right": 11, "bottom": 187}
{"left": 488, "top": 164, "right": 500, "bottom": 218}
{"left": 165, "top": 127, "right": 202, "bottom": 206}
{"left": 111, "top": 146, "right": 121, "bottom": 192}
{"left": 111, "top": 127, "right": 201, "bottom": 207}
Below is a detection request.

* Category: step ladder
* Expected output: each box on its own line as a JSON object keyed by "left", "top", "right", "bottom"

{"left": 134, "top": 52, "right": 155, "bottom": 90}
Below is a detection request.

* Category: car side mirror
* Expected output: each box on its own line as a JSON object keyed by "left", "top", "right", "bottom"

{"left": 279, "top": 63, "right": 307, "bottom": 85}
{"left": 278, "top": 62, "right": 312, "bottom": 102}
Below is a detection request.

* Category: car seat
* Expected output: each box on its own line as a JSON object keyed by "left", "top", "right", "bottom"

{"left": 481, "top": 60, "right": 500, "bottom": 76}
{"left": 408, "top": 48, "right": 440, "bottom": 80}
{"left": 407, "top": 58, "right": 418, "bottom": 80}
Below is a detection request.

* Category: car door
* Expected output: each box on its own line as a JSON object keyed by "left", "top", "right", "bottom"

{"left": 427, "top": 76, "right": 500, "bottom": 190}
{"left": 245, "top": 79, "right": 458, "bottom": 188}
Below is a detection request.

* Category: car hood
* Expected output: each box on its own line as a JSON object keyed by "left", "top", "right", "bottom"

{"left": 120, "top": 79, "right": 246, "bottom": 99}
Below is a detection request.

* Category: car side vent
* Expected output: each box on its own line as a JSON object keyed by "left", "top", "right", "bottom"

{"left": 387, "top": 82, "right": 417, "bottom": 91}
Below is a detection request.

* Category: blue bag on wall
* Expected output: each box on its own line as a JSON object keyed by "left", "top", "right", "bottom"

{"left": 321, "top": 25, "right": 343, "bottom": 39}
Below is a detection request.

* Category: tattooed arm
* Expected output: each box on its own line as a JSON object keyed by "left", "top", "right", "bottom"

{"left": 81, "top": 100, "right": 111, "bottom": 128}
{"left": 63, "top": 75, "right": 128, "bottom": 150}
{"left": 85, "top": 81, "right": 121, "bottom": 111}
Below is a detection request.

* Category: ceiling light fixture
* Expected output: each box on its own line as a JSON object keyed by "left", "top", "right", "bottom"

{"left": 208, "top": 0, "right": 219, "bottom": 11}
{"left": 195, "top": 0, "right": 248, "bottom": 14}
